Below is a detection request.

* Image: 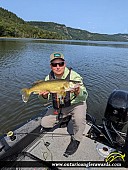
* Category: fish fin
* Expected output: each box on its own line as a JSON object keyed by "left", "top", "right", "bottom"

{"left": 62, "top": 91, "right": 66, "bottom": 97}
{"left": 32, "top": 80, "right": 44, "bottom": 86}
{"left": 33, "top": 91, "right": 39, "bottom": 94}
{"left": 58, "top": 91, "right": 66, "bottom": 97}
{"left": 20, "top": 88, "right": 30, "bottom": 103}
{"left": 63, "top": 82, "right": 69, "bottom": 89}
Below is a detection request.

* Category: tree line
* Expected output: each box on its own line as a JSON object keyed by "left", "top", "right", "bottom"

{"left": 0, "top": 7, "right": 64, "bottom": 39}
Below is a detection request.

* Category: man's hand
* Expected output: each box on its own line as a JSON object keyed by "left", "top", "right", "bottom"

{"left": 39, "top": 91, "right": 49, "bottom": 99}
{"left": 70, "top": 87, "right": 80, "bottom": 96}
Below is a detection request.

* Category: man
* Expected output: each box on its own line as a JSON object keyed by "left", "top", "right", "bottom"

{"left": 40, "top": 52, "right": 88, "bottom": 156}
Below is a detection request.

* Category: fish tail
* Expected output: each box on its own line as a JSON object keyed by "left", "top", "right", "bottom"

{"left": 21, "top": 88, "right": 30, "bottom": 103}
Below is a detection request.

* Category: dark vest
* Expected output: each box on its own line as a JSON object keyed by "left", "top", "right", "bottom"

{"left": 49, "top": 68, "right": 72, "bottom": 109}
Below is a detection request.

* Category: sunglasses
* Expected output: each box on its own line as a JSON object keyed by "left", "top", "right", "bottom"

{"left": 51, "top": 62, "right": 65, "bottom": 67}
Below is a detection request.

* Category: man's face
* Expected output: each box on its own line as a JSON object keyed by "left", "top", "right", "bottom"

{"left": 50, "top": 59, "right": 66, "bottom": 76}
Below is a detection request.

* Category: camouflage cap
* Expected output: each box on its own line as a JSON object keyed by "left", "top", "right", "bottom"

{"left": 50, "top": 52, "right": 65, "bottom": 62}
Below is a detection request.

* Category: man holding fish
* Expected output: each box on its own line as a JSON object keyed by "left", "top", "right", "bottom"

{"left": 40, "top": 52, "right": 88, "bottom": 156}
{"left": 21, "top": 52, "right": 88, "bottom": 156}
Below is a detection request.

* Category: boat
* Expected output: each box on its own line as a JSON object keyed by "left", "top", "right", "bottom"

{"left": 0, "top": 90, "right": 128, "bottom": 169}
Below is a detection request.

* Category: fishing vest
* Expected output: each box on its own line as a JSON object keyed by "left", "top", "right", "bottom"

{"left": 49, "top": 68, "right": 72, "bottom": 109}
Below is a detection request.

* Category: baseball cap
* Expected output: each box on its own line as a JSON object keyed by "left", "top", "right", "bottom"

{"left": 50, "top": 52, "right": 65, "bottom": 62}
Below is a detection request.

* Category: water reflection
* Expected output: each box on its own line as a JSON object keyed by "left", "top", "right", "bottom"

{"left": 30, "top": 39, "right": 128, "bottom": 48}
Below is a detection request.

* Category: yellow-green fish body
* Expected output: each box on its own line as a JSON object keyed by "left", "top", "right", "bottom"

{"left": 21, "top": 79, "right": 81, "bottom": 103}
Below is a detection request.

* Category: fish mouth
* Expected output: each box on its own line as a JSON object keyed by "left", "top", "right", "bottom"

{"left": 65, "top": 83, "right": 81, "bottom": 91}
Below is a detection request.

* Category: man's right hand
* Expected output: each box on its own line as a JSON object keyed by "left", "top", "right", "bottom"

{"left": 39, "top": 91, "right": 49, "bottom": 99}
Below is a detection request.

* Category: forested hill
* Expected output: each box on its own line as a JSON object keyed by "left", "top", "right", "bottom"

{"left": 0, "top": 7, "right": 128, "bottom": 41}
{"left": 28, "top": 21, "right": 128, "bottom": 42}
{"left": 0, "top": 7, "right": 63, "bottom": 39}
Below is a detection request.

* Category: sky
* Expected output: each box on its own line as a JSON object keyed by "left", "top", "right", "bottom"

{"left": 0, "top": 0, "right": 128, "bottom": 34}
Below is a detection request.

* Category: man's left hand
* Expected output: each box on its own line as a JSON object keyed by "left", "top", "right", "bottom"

{"left": 70, "top": 87, "right": 80, "bottom": 96}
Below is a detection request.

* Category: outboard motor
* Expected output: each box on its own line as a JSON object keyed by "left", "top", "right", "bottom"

{"left": 87, "top": 89, "right": 128, "bottom": 149}
{"left": 104, "top": 90, "right": 128, "bottom": 131}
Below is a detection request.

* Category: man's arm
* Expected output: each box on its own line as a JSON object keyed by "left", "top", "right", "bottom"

{"left": 70, "top": 70, "right": 88, "bottom": 101}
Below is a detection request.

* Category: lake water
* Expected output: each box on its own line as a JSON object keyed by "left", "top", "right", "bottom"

{"left": 0, "top": 38, "right": 128, "bottom": 135}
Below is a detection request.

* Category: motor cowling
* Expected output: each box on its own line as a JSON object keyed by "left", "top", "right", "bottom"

{"left": 104, "top": 90, "right": 128, "bottom": 131}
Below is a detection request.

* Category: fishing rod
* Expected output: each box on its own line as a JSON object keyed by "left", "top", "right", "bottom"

{"left": 0, "top": 125, "right": 61, "bottom": 170}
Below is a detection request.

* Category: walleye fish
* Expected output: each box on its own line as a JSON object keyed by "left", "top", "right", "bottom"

{"left": 21, "top": 79, "right": 81, "bottom": 103}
